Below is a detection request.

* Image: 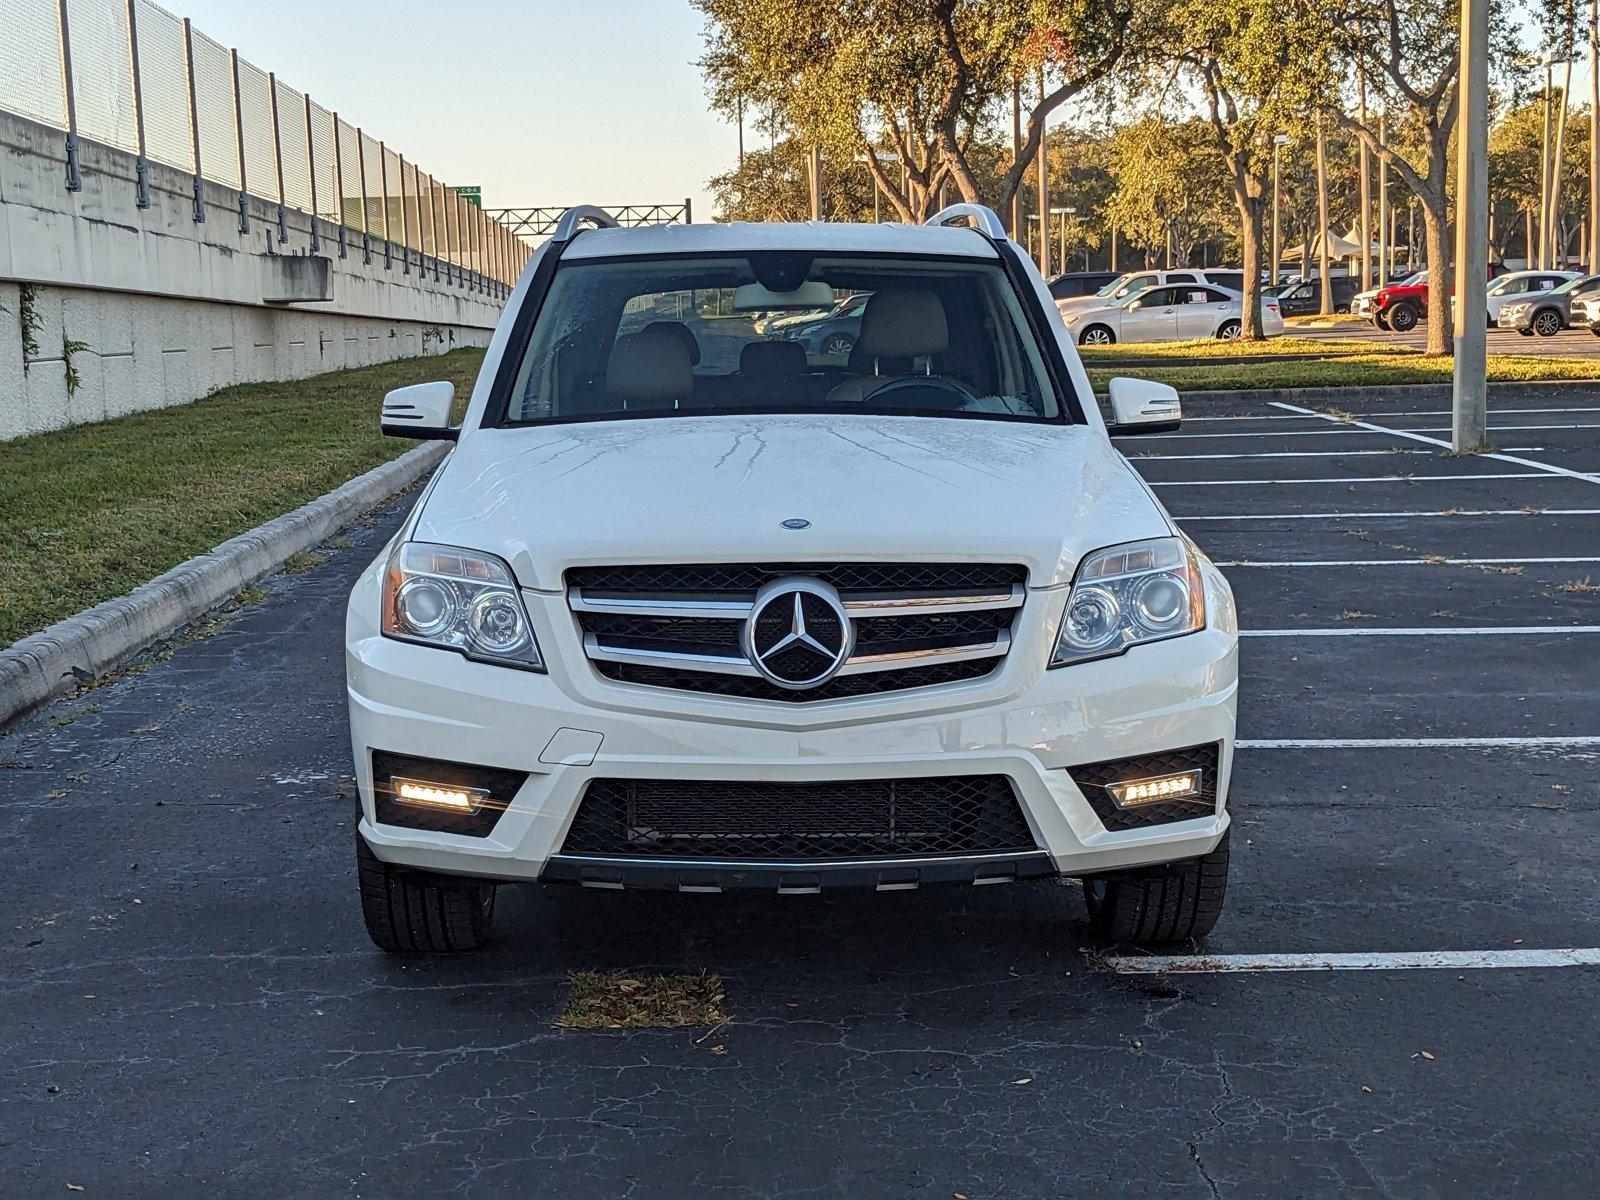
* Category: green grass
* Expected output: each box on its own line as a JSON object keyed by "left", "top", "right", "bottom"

{"left": 0, "top": 348, "right": 485, "bottom": 647}
{"left": 1080, "top": 337, "right": 1600, "bottom": 392}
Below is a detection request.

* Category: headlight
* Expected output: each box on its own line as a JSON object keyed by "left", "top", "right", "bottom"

{"left": 1050, "top": 537, "right": 1206, "bottom": 667}
{"left": 1506, "top": 303, "right": 1529, "bottom": 317}
{"left": 1063, "top": 312, "right": 1080, "bottom": 325}
{"left": 381, "top": 542, "right": 544, "bottom": 670}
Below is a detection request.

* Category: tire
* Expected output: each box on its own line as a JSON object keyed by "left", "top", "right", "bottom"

{"left": 356, "top": 833, "right": 497, "bottom": 953}
{"left": 1373, "top": 311, "right": 1391, "bottom": 331}
{"left": 1387, "top": 301, "right": 1418, "bottom": 332}
{"left": 821, "top": 332, "right": 856, "bottom": 356}
{"left": 1518, "top": 327, "right": 1535, "bottom": 337}
{"left": 1216, "top": 319, "right": 1242, "bottom": 340}
{"left": 1589, "top": 324, "right": 1600, "bottom": 337}
{"left": 1078, "top": 324, "right": 1116, "bottom": 346}
{"left": 1083, "top": 832, "right": 1229, "bottom": 946}
{"left": 1532, "top": 308, "right": 1563, "bottom": 337}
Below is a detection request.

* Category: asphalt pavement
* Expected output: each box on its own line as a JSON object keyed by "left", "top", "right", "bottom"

{"left": 1283, "top": 317, "right": 1600, "bottom": 358}
{"left": 4, "top": 391, "right": 1599, "bottom": 1197}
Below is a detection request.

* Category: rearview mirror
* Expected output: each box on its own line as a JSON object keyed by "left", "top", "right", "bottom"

{"left": 732, "top": 281, "right": 836, "bottom": 311}
{"left": 1106, "top": 376, "right": 1181, "bottom": 435}
{"left": 381, "top": 381, "right": 458, "bottom": 441}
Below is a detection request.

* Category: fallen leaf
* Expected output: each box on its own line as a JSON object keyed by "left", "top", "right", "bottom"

{"left": 1360, "top": 1085, "right": 1372, "bottom": 1094}
{"left": 1013, "top": 1077, "right": 1032, "bottom": 1085}
{"left": 1418, "top": 1050, "right": 1435, "bottom": 1061}
{"left": 68, "top": 1185, "right": 85, "bottom": 1193}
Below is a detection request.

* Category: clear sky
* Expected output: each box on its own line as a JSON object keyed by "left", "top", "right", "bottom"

{"left": 174, "top": 0, "right": 737, "bottom": 218}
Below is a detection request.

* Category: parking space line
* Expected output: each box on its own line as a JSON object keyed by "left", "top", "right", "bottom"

{"left": 1236, "top": 736, "right": 1600, "bottom": 747}
{"left": 1102, "top": 948, "right": 1600, "bottom": 974}
{"left": 1181, "top": 508, "right": 1600, "bottom": 521}
{"left": 1154, "top": 472, "right": 1550, "bottom": 487}
{"left": 1271, "top": 401, "right": 1600, "bottom": 488}
{"left": 1216, "top": 555, "right": 1600, "bottom": 566}
{"left": 1184, "top": 407, "right": 1600, "bottom": 422}
{"left": 1242, "top": 625, "right": 1600, "bottom": 637}
{"left": 1134, "top": 447, "right": 1541, "bottom": 462}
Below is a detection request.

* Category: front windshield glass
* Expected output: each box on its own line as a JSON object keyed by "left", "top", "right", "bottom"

{"left": 1093, "top": 273, "right": 1130, "bottom": 298}
{"left": 1550, "top": 276, "right": 1595, "bottom": 295}
{"left": 500, "top": 254, "right": 1064, "bottom": 424}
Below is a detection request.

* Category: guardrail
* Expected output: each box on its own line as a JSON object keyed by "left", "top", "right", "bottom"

{"left": 1, "top": 0, "right": 530, "bottom": 294}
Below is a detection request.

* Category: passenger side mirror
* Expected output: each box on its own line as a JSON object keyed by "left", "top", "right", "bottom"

{"left": 1106, "top": 377, "right": 1182, "bottom": 435}
{"left": 381, "top": 381, "right": 458, "bottom": 441}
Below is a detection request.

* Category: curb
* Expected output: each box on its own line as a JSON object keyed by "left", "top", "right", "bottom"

{"left": 0, "top": 440, "right": 450, "bottom": 728}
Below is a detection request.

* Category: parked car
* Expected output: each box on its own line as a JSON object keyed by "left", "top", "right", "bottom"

{"left": 775, "top": 294, "right": 871, "bottom": 356}
{"left": 1576, "top": 294, "right": 1600, "bottom": 334}
{"left": 1352, "top": 271, "right": 1429, "bottom": 330}
{"left": 756, "top": 293, "right": 864, "bottom": 337}
{"left": 1272, "top": 277, "right": 1361, "bottom": 316}
{"left": 1048, "top": 271, "right": 1120, "bottom": 299}
{"left": 352, "top": 203, "right": 1238, "bottom": 953}
{"left": 1484, "top": 270, "right": 1584, "bottom": 328}
{"left": 1055, "top": 268, "right": 1243, "bottom": 318}
{"left": 1065, "top": 282, "right": 1283, "bottom": 345}
{"left": 1497, "top": 274, "right": 1600, "bottom": 336}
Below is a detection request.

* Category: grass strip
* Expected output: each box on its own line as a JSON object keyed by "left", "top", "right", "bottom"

{"left": 0, "top": 347, "right": 484, "bottom": 647}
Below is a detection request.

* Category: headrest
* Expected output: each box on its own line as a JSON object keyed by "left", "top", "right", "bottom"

{"left": 858, "top": 289, "right": 948, "bottom": 359}
{"left": 740, "top": 339, "right": 808, "bottom": 378}
{"left": 607, "top": 327, "right": 692, "bottom": 407}
{"left": 643, "top": 320, "right": 701, "bottom": 366}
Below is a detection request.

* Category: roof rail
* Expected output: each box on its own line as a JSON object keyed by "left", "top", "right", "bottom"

{"left": 550, "top": 205, "right": 621, "bottom": 243}
{"left": 925, "top": 203, "right": 1008, "bottom": 241}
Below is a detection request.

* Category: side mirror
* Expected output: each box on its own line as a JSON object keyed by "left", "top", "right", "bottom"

{"left": 1125, "top": 300, "right": 1143, "bottom": 312}
{"left": 1106, "top": 376, "right": 1182, "bottom": 435}
{"left": 381, "top": 381, "right": 458, "bottom": 441}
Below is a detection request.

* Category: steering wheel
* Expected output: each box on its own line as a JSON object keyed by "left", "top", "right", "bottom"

{"left": 865, "top": 375, "right": 978, "bottom": 410}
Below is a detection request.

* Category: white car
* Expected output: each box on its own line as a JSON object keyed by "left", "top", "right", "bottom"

{"left": 347, "top": 204, "right": 1238, "bottom": 953}
{"left": 1056, "top": 268, "right": 1243, "bottom": 319}
{"left": 1065, "top": 283, "right": 1283, "bottom": 345}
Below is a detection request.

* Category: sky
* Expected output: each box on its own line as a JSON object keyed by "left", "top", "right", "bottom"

{"left": 175, "top": 0, "right": 738, "bottom": 219}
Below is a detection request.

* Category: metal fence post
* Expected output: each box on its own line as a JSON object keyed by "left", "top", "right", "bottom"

{"left": 356, "top": 127, "right": 370, "bottom": 264}
{"left": 267, "top": 71, "right": 287, "bottom": 243}
{"left": 126, "top": 0, "right": 151, "bottom": 206}
{"left": 303, "top": 93, "right": 319, "bottom": 252}
{"left": 378, "top": 141, "right": 392, "bottom": 268}
{"left": 684, "top": 196, "right": 692, "bottom": 224}
{"left": 426, "top": 174, "right": 439, "bottom": 281}
{"left": 230, "top": 49, "right": 250, "bottom": 233}
{"left": 56, "top": 0, "right": 83, "bottom": 190}
{"left": 331, "top": 113, "right": 346, "bottom": 257}
{"left": 182, "top": 19, "right": 204, "bottom": 221}
{"left": 398, "top": 153, "right": 411, "bottom": 274}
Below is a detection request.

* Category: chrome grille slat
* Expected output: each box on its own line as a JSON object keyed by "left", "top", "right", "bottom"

{"left": 567, "top": 562, "right": 1026, "bottom": 702}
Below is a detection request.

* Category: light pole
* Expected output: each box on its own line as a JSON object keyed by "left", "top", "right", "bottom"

{"left": 1036, "top": 65, "right": 1050, "bottom": 277}
{"left": 1271, "top": 133, "right": 1289, "bottom": 286}
{"left": 1548, "top": 52, "right": 1578, "bottom": 266}
{"left": 1591, "top": 1, "right": 1599, "bottom": 270}
{"left": 1454, "top": 0, "right": 1489, "bottom": 451}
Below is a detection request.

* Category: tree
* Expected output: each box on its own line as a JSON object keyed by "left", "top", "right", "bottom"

{"left": 1166, "top": 0, "right": 1330, "bottom": 338}
{"left": 1104, "top": 118, "right": 1233, "bottom": 266}
{"left": 709, "top": 139, "right": 878, "bottom": 223}
{"left": 693, "top": 0, "right": 1136, "bottom": 226}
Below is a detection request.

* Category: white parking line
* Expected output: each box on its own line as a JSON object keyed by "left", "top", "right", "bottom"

{"left": 1102, "top": 948, "right": 1600, "bottom": 974}
{"left": 1216, "top": 556, "right": 1600, "bottom": 567}
{"left": 1184, "top": 407, "right": 1600, "bottom": 422}
{"left": 1180, "top": 508, "right": 1600, "bottom": 521}
{"left": 1242, "top": 625, "right": 1600, "bottom": 637}
{"left": 1237, "top": 736, "right": 1600, "bottom": 748}
{"left": 1154, "top": 472, "right": 1550, "bottom": 487}
{"left": 1272, "top": 402, "right": 1600, "bottom": 489}
{"left": 1133, "top": 448, "right": 1512, "bottom": 462}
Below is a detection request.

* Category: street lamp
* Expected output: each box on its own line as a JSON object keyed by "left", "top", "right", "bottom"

{"left": 1538, "top": 52, "right": 1578, "bottom": 267}
{"left": 1271, "top": 133, "right": 1290, "bottom": 287}
{"left": 854, "top": 150, "right": 900, "bottom": 223}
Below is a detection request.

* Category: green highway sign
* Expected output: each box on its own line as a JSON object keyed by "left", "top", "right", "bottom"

{"left": 457, "top": 186, "right": 482, "bottom": 208}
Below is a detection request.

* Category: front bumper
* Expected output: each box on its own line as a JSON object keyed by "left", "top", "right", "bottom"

{"left": 1497, "top": 309, "right": 1534, "bottom": 331}
{"left": 346, "top": 558, "right": 1239, "bottom": 889}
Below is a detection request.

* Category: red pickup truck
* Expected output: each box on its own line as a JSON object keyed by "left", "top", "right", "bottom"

{"left": 1352, "top": 266, "right": 1506, "bottom": 331}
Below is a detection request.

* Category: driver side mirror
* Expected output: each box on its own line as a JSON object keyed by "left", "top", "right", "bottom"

{"left": 1125, "top": 300, "right": 1143, "bottom": 312}
{"left": 381, "top": 381, "right": 458, "bottom": 441}
{"left": 1106, "top": 376, "right": 1182, "bottom": 435}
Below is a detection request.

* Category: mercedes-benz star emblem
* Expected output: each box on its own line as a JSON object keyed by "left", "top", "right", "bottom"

{"left": 741, "top": 576, "right": 854, "bottom": 690}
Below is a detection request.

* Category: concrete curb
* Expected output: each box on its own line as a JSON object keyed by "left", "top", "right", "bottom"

{"left": 1168, "top": 380, "right": 1600, "bottom": 406}
{"left": 0, "top": 441, "right": 450, "bottom": 727}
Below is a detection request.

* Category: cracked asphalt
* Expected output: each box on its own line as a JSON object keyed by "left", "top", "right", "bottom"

{"left": 4, "top": 392, "right": 1599, "bottom": 1197}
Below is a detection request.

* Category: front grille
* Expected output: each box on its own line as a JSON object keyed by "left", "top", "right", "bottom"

{"left": 560, "top": 776, "right": 1038, "bottom": 861}
{"left": 1067, "top": 743, "right": 1221, "bottom": 831}
{"left": 568, "top": 561, "right": 1027, "bottom": 702}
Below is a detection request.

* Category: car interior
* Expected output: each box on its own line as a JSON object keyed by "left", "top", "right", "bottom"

{"left": 503, "top": 255, "right": 1062, "bottom": 422}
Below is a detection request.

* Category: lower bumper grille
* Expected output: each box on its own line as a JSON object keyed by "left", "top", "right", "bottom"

{"left": 1067, "top": 743, "right": 1222, "bottom": 831}
{"left": 559, "top": 776, "right": 1038, "bottom": 861}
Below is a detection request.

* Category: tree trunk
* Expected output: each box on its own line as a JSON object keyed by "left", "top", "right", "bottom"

{"left": 1316, "top": 118, "right": 1333, "bottom": 315}
{"left": 1234, "top": 188, "right": 1267, "bottom": 340}
{"left": 1421, "top": 194, "right": 1451, "bottom": 356}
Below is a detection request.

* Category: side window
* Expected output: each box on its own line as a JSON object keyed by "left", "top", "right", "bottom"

{"left": 1288, "top": 284, "right": 1312, "bottom": 300}
{"left": 1166, "top": 272, "right": 1197, "bottom": 283}
{"left": 1119, "top": 274, "right": 1156, "bottom": 298}
{"left": 1138, "top": 288, "right": 1174, "bottom": 307}
{"left": 1204, "top": 289, "right": 1230, "bottom": 303}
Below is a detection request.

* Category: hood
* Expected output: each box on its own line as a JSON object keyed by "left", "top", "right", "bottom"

{"left": 413, "top": 414, "right": 1170, "bottom": 591}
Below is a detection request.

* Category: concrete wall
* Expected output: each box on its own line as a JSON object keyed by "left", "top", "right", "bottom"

{"left": 0, "top": 110, "right": 507, "bottom": 441}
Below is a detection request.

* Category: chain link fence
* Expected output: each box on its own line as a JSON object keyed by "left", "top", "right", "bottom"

{"left": 0, "top": 0, "right": 529, "bottom": 293}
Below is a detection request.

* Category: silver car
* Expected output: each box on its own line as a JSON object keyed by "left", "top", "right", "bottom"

{"left": 1498, "top": 274, "right": 1600, "bottom": 337}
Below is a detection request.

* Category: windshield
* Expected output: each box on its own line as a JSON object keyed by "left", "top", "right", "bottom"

{"left": 500, "top": 254, "right": 1064, "bottom": 425}
{"left": 1550, "top": 275, "right": 1595, "bottom": 295}
{"left": 1093, "top": 273, "right": 1132, "bottom": 297}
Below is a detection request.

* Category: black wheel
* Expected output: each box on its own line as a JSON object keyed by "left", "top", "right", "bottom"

{"left": 1216, "top": 319, "right": 1242, "bottom": 340}
{"left": 1373, "top": 311, "right": 1391, "bottom": 331}
{"left": 1078, "top": 324, "right": 1116, "bottom": 346}
{"left": 1589, "top": 324, "right": 1600, "bottom": 337}
{"left": 821, "top": 332, "right": 856, "bottom": 356}
{"left": 356, "top": 834, "right": 497, "bottom": 952}
{"left": 1518, "top": 327, "right": 1535, "bottom": 337}
{"left": 1083, "top": 832, "right": 1230, "bottom": 946}
{"left": 1387, "top": 302, "right": 1418, "bottom": 332}
{"left": 1532, "top": 308, "right": 1563, "bottom": 337}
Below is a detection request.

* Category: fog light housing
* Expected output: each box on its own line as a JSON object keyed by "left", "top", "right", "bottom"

{"left": 392, "top": 777, "right": 489, "bottom": 814}
{"left": 1107, "top": 770, "right": 1203, "bottom": 809}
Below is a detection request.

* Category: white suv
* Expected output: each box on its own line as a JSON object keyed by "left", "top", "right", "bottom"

{"left": 347, "top": 205, "right": 1239, "bottom": 953}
